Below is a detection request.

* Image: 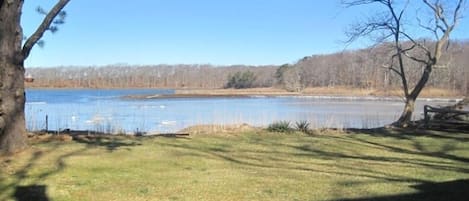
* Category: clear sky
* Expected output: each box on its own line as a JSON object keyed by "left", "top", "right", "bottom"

{"left": 21, "top": 0, "right": 469, "bottom": 67}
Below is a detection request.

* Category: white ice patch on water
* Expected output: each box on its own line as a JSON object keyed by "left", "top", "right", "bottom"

{"left": 26, "top": 102, "right": 47, "bottom": 105}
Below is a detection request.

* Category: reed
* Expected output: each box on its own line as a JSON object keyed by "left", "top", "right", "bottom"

{"left": 267, "top": 121, "right": 293, "bottom": 133}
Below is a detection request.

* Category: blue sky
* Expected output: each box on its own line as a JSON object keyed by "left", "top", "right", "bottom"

{"left": 21, "top": 0, "right": 469, "bottom": 67}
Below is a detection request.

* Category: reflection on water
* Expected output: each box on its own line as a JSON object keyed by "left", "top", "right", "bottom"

{"left": 25, "top": 89, "right": 456, "bottom": 133}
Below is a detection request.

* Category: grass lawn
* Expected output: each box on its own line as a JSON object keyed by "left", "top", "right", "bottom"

{"left": 1, "top": 129, "right": 469, "bottom": 201}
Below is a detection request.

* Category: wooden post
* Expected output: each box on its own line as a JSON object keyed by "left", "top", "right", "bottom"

{"left": 424, "top": 105, "right": 430, "bottom": 128}
{"left": 45, "top": 115, "right": 48, "bottom": 132}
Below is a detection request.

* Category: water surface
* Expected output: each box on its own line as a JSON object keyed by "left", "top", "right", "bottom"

{"left": 26, "top": 89, "right": 455, "bottom": 133}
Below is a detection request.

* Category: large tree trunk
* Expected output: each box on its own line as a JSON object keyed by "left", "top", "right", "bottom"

{"left": 394, "top": 65, "right": 433, "bottom": 127}
{"left": 395, "top": 96, "right": 416, "bottom": 127}
{"left": 0, "top": 60, "right": 27, "bottom": 154}
{"left": 1, "top": 0, "right": 69, "bottom": 154}
{"left": 0, "top": 0, "right": 28, "bottom": 154}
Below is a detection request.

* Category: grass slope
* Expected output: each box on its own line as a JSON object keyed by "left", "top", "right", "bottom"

{"left": 1, "top": 129, "right": 469, "bottom": 201}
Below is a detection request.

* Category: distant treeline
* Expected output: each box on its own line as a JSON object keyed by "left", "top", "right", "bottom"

{"left": 26, "top": 41, "right": 469, "bottom": 95}
{"left": 26, "top": 64, "right": 277, "bottom": 89}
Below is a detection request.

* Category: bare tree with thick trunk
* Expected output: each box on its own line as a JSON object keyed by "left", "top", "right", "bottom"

{"left": 0, "top": 0, "right": 70, "bottom": 154}
{"left": 343, "top": 0, "right": 466, "bottom": 127}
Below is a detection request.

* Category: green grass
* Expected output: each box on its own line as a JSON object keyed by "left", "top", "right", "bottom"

{"left": 1, "top": 129, "right": 469, "bottom": 201}
{"left": 267, "top": 121, "right": 293, "bottom": 133}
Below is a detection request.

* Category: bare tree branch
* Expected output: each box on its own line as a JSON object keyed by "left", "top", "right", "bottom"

{"left": 403, "top": 52, "right": 428, "bottom": 64}
{"left": 382, "top": 64, "right": 402, "bottom": 77}
{"left": 343, "top": 0, "right": 466, "bottom": 126}
{"left": 416, "top": 16, "right": 439, "bottom": 38}
{"left": 398, "top": 31, "right": 432, "bottom": 59}
{"left": 453, "top": 0, "right": 464, "bottom": 24}
{"left": 342, "top": 0, "right": 387, "bottom": 7}
{"left": 22, "top": 0, "right": 70, "bottom": 59}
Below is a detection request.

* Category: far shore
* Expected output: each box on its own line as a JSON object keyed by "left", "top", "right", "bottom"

{"left": 25, "top": 86, "right": 465, "bottom": 99}
{"left": 120, "top": 87, "right": 464, "bottom": 100}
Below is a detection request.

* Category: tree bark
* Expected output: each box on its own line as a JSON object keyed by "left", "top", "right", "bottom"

{"left": 0, "top": 0, "right": 28, "bottom": 154}
{"left": 1, "top": 0, "right": 70, "bottom": 154}
{"left": 396, "top": 97, "right": 415, "bottom": 125}
{"left": 394, "top": 64, "right": 433, "bottom": 127}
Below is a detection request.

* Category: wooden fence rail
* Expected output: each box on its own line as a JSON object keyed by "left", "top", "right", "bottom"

{"left": 424, "top": 105, "right": 469, "bottom": 130}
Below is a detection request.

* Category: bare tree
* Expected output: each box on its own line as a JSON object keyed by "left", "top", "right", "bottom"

{"left": 343, "top": 0, "right": 466, "bottom": 127}
{"left": 0, "top": 0, "right": 70, "bottom": 154}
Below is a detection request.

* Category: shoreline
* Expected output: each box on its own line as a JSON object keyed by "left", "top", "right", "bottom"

{"left": 26, "top": 86, "right": 464, "bottom": 99}
{"left": 121, "top": 87, "right": 463, "bottom": 102}
{"left": 122, "top": 93, "right": 462, "bottom": 103}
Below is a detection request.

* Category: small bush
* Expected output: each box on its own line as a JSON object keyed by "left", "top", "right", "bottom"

{"left": 267, "top": 121, "right": 292, "bottom": 133}
{"left": 225, "top": 71, "right": 257, "bottom": 89}
{"left": 295, "top": 120, "right": 310, "bottom": 134}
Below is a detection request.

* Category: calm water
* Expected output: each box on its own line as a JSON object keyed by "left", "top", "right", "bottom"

{"left": 25, "top": 89, "right": 456, "bottom": 133}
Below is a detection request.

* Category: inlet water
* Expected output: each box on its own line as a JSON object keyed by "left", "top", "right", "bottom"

{"left": 25, "top": 89, "right": 456, "bottom": 133}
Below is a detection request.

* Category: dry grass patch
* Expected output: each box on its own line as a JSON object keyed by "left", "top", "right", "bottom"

{"left": 27, "top": 133, "right": 73, "bottom": 143}
{"left": 175, "top": 87, "right": 463, "bottom": 98}
{"left": 175, "top": 87, "right": 297, "bottom": 96}
{"left": 179, "top": 124, "right": 260, "bottom": 135}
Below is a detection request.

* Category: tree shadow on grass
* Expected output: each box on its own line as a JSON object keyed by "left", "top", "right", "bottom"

{"left": 71, "top": 134, "right": 142, "bottom": 152}
{"left": 337, "top": 179, "right": 469, "bottom": 201}
{"left": 155, "top": 139, "right": 430, "bottom": 184}
{"left": 14, "top": 185, "right": 49, "bottom": 201}
{"left": 344, "top": 128, "right": 469, "bottom": 164}
{"left": 154, "top": 128, "right": 469, "bottom": 200}
{"left": 347, "top": 127, "right": 469, "bottom": 142}
{"left": 0, "top": 134, "right": 141, "bottom": 201}
{"left": 330, "top": 128, "right": 469, "bottom": 200}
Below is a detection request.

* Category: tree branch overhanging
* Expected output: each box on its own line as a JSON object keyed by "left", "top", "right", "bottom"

{"left": 343, "top": 0, "right": 466, "bottom": 126}
{"left": 22, "top": 0, "right": 70, "bottom": 59}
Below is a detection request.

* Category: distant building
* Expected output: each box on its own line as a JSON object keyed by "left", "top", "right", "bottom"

{"left": 25, "top": 74, "right": 34, "bottom": 83}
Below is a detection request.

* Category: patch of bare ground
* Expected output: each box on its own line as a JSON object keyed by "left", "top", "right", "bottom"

{"left": 309, "top": 128, "right": 347, "bottom": 136}
{"left": 179, "top": 123, "right": 260, "bottom": 135}
{"left": 27, "top": 133, "right": 73, "bottom": 143}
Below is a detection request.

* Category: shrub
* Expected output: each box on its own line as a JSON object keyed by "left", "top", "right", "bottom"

{"left": 295, "top": 120, "right": 310, "bottom": 134}
{"left": 267, "top": 121, "right": 292, "bottom": 133}
{"left": 225, "top": 71, "right": 257, "bottom": 89}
